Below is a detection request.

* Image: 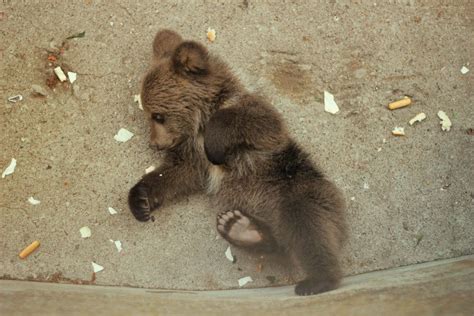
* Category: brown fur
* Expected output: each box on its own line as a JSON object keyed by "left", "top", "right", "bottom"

{"left": 128, "top": 29, "right": 347, "bottom": 296}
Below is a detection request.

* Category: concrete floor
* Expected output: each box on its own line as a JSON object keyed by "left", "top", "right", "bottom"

{"left": 1, "top": 256, "right": 473, "bottom": 315}
{"left": 0, "top": 1, "right": 473, "bottom": 291}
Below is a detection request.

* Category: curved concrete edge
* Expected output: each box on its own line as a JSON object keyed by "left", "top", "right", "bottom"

{"left": 1, "top": 255, "right": 473, "bottom": 315}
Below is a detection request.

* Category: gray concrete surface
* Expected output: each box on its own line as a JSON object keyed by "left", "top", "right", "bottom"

{"left": 1, "top": 256, "right": 473, "bottom": 316}
{"left": 1, "top": 1, "right": 473, "bottom": 291}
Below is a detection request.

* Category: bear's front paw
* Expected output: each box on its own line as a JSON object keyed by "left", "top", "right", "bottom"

{"left": 294, "top": 278, "right": 336, "bottom": 296}
{"left": 128, "top": 181, "right": 155, "bottom": 222}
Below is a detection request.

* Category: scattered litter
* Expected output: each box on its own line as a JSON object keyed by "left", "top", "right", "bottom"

{"left": 225, "top": 246, "right": 235, "bottom": 262}
{"left": 350, "top": 196, "right": 355, "bottom": 201}
{"left": 324, "top": 91, "right": 340, "bottom": 114}
{"left": 2, "top": 158, "right": 17, "bottom": 178}
{"left": 409, "top": 113, "right": 426, "bottom": 125}
{"left": 67, "top": 71, "right": 77, "bottom": 84}
{"left": 437, "top": 111, "right": 452, "bottom": 131}
{"left": 134, "top": 94, "right": 143, "bottom": 110}
{"left": 377, "top": 147, "right": 382, "bottom": 152}
{"left": 54, "top": 66, "right": 67, "bottom": 82}
{"left": 159, "top": 173, "right": 163, "bottom": 177}
{"left": 31, "top": 84, "right": 48, "bottom": 96}
{"left": 382, "top": 138, "right": 387, "bottom": 144}
{"left": 114, "top": 240, "right": 123, "bottom": 252}
{"left": 145, "top": 165, "right": 156, "bottom": 174}
{"left": 392, "top": 127, "right": 405, "bottom": 136}
{"left": 114, "top": 128, "right": 134, "bottom": 142}
{"left": 28, "top": 197, "right": 41, "bottom": 205}
{"left": 363, "top": 182, "right": 369, "bottom": 190}
{"left": 7, "top": 95, "right": 23, "bottom": 103}
{"left": 92, "top": 262, "right": 104, "bottom": 273}
{"left": 207, "top": 27, "right": 216, "bottom": 42}
{"left": 19, "top": 240, "right": 40, "bottom": 259}
{"left": 79, "top": 226, "right": 92, "bottom": 238}
{"left": 66, "top": 31, "right": 86, "bottom": 40}
{"left": 460, "top": 66, "right": 469, "bottom": 74}
{"left": 238, "top": 276, "right": 253, "bottom": 287}
{"left": 388, "top": 97, "right": 411, "bottom": 110}
{"left": 108, "top": 207, "right": 118, "bottom": 215}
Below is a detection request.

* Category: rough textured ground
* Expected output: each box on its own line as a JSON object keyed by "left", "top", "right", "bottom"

{"left": 0, "top": 1, "right": 473, "bottom": 291}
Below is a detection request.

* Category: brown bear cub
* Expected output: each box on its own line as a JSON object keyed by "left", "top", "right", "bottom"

{"left": 128, "top": 29, "right": 347, "bottom": 296}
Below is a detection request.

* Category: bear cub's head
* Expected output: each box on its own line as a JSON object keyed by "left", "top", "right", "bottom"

{"left": 140, "top": 29, "right": 236, "bottom": 151}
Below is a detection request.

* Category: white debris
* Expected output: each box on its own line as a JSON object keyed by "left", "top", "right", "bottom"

{"left": 109, "top": 239, "right": 122, "bottom": 252}
{"left": 114, "top": 240, "right": 123, "bottom": 252}
{"left": 225, "top": 246, "right": 234, "bottom": 262}
{"left": 437, "top": 111, "right": 452, "bottom": 131}
{"left": 460, "top": 66, "right": 469, "bottom": 74}
{"left": 114, "top": 128, "right": 134, "bottom": 142}
{"left": 53, "top": 66, "right": 67, "bottom": 82}
{"left": 7, "top": 95, "right": 23, "bottom": 103}
{"left": 377, "top": 147, "right": 382, "bottom": 152}
{"left": 363, "top": 182, "right": 369, "bottom": 190}
{"left": 108, "top": 207, "right": 118, "bottom": 215}
{"left": 32, "top": 84, "right": 48, "bottom": 96}
{"left": 145, "top": 165, "right": 156, "bottom": 174}
{"left": 134, "top": 94, "right": 143, "bottom": 110}
{"left": 350, "top": 196, "right": 355, "bottom": 201}
{"left": 392, "top": 127, "right": 405, "bottom": 136}
{"left": 324, "top": 91, "right": 340, "bottom": 114}
{"left": 238, "top": 276, "right": 253, "bottom": 287}
{"left": 28, "top": 197, "right": 41, "bottom": 205}
{"left": 67, "top": 71, "right": 77, "bottom": 84}
{"left": 409, "top": 113, "right": 427, "bottom": 125}
{"left": 92, "top": 262, "right": 104, "bottom": 273}
{"left": 79, "top": 226, "right": 92, "bottom": 238}
{"left": 207, "top": 27, "right": 216, "bottom": 42}
{"left": 2, "top": 158, "right": 17, "bottom": 178}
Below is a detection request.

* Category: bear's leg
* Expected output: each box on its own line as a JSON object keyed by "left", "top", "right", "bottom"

{"left": 129, "top": 163, "right": 204, "bottom": 222}
{"left": 217, "top": 210, "right": 277, "bottom": 252}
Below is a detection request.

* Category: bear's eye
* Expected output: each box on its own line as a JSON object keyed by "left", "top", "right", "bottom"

{"left": 151, "top": 113, "right": 165, "bottom": 124}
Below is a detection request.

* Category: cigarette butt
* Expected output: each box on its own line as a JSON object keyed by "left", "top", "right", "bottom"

{"left": 19, "top": 240, "right": 40, "bottom": 259}
{"left": 388, "top": 97, "right": 411, "bottom": 110}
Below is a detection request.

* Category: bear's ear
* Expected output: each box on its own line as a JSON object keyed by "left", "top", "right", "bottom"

{"left": 172, "top": 41, "right": 209, "bottom": 75}
{"left": 153, "top": 29, "right": 183, "bottom": 59}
